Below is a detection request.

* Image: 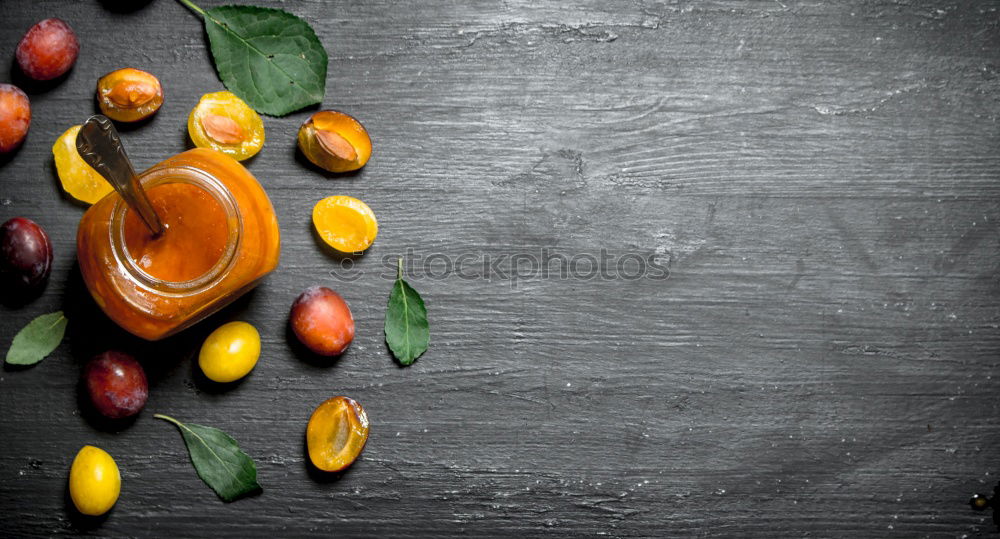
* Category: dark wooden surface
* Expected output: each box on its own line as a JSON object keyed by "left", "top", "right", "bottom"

{"left": 1, "top": 0, "right": 999, "bottom": 536}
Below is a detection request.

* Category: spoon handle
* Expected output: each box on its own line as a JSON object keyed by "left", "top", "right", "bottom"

{"left": 77, "top": 115, "right": 165, "bottom": 237}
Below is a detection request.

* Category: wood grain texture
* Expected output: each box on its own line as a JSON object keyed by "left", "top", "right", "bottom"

{"left": 1, "top": 0, "right": 999, "bottom": 536}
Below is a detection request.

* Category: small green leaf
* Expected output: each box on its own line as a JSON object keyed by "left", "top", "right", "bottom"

{"left": 385, "top": 258, "right": 429, "bottom": 366}
{"left": 178, "top": 0, "right": 328, "bottom": 116}
{"left": 154, "top": 414, "right": 261, "bottom": 502}
{"left": 5, "top": 311, "right": 67, "bottom": 366}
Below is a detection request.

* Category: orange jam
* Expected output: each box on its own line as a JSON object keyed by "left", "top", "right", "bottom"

{"left": 123, "top": 183, "right": 228, "bottom": 282}
{"left": 77, "top": 148, "right": 280, "bottom": 340}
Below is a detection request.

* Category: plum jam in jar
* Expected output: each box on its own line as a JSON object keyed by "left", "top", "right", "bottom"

{"left": 77, "top": 148, "right": 280, "bottom": 340}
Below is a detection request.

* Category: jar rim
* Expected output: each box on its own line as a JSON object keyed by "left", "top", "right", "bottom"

{"left": 109, "top": 165, "right": 242, "bottom": 296}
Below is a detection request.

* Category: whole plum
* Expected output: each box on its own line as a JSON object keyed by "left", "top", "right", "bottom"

{"left": 290, "top": 287, "right": 355, "bottom": 356}
{"left": 0, "top": 217, "right": 53, "bottom": 294}
{"left": 16, "top": 18, "right": 79, "bottom": 81}
{"left": 84, "top": 351, "right": 148, "bottom": 419}
{"left": 0, "top": 84, "right": 31, "bottom": 153}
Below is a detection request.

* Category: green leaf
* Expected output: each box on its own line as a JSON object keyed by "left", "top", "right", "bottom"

{"left": 5, "top": 311, "right": 68, "bottom": 366}
{"left": 179, "top": 0, "right": 328, "bottom": 116}
{"left": 385, "top": 258, "right": 429, "bottom": 366}
{"left": 154, "top": 414, "right": 261, "bottom": 502}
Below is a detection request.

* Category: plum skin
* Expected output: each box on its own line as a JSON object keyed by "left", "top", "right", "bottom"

{"left": 290, "top": 286, "right": 355, "bottom": 356}
{"left": 0, "top": 217, "right": 53, "bottom": 293}
{"left": 0, "top": 84, "right": 31, "bottom": 153}
{"left": 84, "top": 351, "right": 148, "bottom": 419}
{"left": 16, "top": 18, "right": 80, "bottom": 81}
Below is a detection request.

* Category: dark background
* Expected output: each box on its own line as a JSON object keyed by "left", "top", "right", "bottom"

{"left": 1, "top": 0, "right": 999, "bottom": 536}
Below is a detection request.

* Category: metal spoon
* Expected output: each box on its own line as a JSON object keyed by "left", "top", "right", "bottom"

{"left": 76, "top": 115, "right": 165, "bottom": 236}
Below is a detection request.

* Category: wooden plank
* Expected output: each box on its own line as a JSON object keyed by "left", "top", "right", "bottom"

{"left": 1, "top": 0, "right": 998, "bottom": 536}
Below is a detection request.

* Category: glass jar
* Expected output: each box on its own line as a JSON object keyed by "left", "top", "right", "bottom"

{"left": 77, "top": 148, "right": 280, "bottom": 340}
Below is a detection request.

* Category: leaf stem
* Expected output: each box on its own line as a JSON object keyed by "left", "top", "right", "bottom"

{"left": 176, "top": 0, "right": 207, "bottom": 17}
{"left": 153, "top": 413, "right": 182, "bottom": 427}
{"left": 397, "top": 257, "right": 404, "bottom": 280}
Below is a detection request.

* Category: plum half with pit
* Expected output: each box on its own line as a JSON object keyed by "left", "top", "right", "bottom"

{"left": 97, "top": 68, "right": 163, "bottom": 122}
{"left": 0, "top": 217, "right": 53, "bottom": 295}
{"left": 84, "top": 351, "right": 148, "bottom": 419}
